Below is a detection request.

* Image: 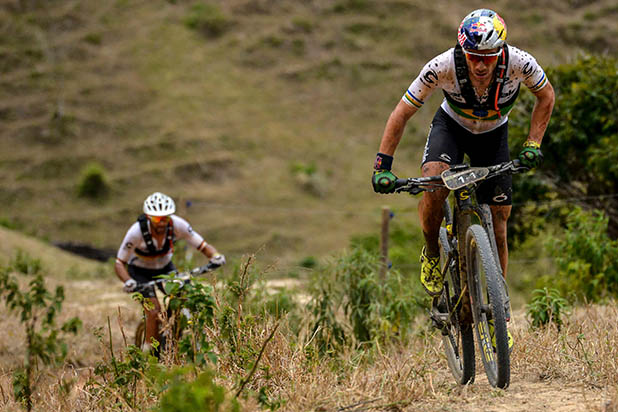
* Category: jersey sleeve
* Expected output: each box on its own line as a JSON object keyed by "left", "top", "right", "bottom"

{"left": 116, "top": 223, "right": 140, "bottom": 263}
{"left": 172, "top": 216, "right": 206, "bottom": 250}
{"left": 402, "top": 50, "right": 452, "bottom": 109}
{"left": 510, "top": 47, "right": 548, "bottom": 93}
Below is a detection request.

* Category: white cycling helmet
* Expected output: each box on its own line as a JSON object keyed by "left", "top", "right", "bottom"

{"left": 143, "top": 192, "right": 176, "bottom": 216}
{"left": 458, "top": 9, "right": 507, "bottom": 50}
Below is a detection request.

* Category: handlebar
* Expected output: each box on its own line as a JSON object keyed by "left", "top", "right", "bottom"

{"left": 133, "top": 261, "right": 221, "bottom": 293}
{"left": 394, "top": 159, "right": 528, "bottom": 194}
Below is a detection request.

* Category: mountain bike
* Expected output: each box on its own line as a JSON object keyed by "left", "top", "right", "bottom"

{"left": 133, "top": 262, "right": 220, "bottom": 357}
{"left": 393, "top": 159, "right": 527, "bottom": 388}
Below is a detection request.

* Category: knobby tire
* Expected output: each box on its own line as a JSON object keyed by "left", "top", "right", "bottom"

{"left": 466, "top": 224, "right": 510, "bottom": 389}
{"left": 438, "top": 214, "right": 475, "bottom": 384}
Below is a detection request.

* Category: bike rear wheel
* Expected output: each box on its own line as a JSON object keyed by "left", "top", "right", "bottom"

{"left": 438, "top": 225, "right": 475, "bottom": 385}
{"left": 466, "top": 224, "right": 510, "bottom": 388}
{"left": 134, "top": 320, "right": 146, "bottom": 348}
{"left": 134, "top": 319, "right": 167, "bottom": 359}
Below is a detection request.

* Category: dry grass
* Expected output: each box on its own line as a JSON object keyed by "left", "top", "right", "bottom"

{"left": 513, "top": 303, "right": 618, "bottom": 389}
{"left": 0, "top": 261, "right": 616, "bottom": 412}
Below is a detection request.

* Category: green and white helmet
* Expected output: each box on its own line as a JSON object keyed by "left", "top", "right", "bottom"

{"left": 143, "top": 192, "right": 176, "bottom": 216}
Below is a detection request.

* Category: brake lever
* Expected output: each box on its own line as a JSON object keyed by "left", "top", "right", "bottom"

{"left": 410, "top": 186, "right": 429, "bottom": 194}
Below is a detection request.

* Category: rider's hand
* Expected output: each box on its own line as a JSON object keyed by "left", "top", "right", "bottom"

{"left": 372, "top": 152, "right": 397, "bottom": 193}
{"left": 372, "top": 170, "right": 398, "bottom": 193}
{"left": 123, "top": 278, "right": 137, "bottom": 293}
{"left": 518, "top": 141, "right": 543, "bottom": 169}
{"left": 209, "top": 254, "right": 226, "bottom": 267}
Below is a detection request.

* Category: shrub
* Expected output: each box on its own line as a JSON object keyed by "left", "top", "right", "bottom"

{"left": 154, "top": 368, "right": 239, "bottom": 412}
{"left": 526, "top": 287, "right": 570, "bottom": 329}
{"left": 508, "top": 54, "right": 618, "bottom": 243}
{"left": 0, "top": 253, "right": 81, "bottom": 411}
{"left": 546, "top": 207, "right": 618, "bottom": 301}
{"left": 184, "top": 2, "right": 232, "bottom": 38}
{"left": 299, "top": 256, "right": 317, "bottom": 269}
{"left": 307, "top": 245, "right": 424, "bottom": 354}
{"left": 76, "top": 162, "right": 109, "bottom": 199}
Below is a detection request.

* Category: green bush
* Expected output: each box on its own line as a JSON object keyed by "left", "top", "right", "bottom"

{"left": 155, "top": 368, "right": 239, "bottom": 412}
{"left": 546, "top": 207, "right": 618, "bottom": 301}
{"left": 307, "top": 245, "right": 424, "bottom": 354}
{"left": 299, "top": 256, "right": 317, "bottom": 269}
{"left": 508, "top": 54, "right": 618, "bottom": 243}
{"left": 184, "top": 2, "right": 232, "bottom": 38}
{"left": 76, "top": 162, "right": 109, "bottom": 199}
{"left": 526, "top": 287, "right": 570, "bottom": 329}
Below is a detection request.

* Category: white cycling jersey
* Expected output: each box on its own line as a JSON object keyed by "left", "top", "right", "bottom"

{"left": 116, "top": 215, "right": 206, "bottom": 270}
{"left": 402, "top": 44, "right": 548, "bottom": 134}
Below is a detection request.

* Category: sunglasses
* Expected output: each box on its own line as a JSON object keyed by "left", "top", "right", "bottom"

{"left": 463, "top": 48, "right": 502, "bottom": 65}
{"left": 148, "top": 215, "right": 171, "bottom": 224}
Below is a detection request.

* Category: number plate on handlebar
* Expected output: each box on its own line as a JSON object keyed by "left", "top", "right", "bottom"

{"left": 441, "top": 167, "right": 490, "bottom": 190}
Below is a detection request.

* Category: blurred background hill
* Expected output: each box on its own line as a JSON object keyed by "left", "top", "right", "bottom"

{"left": 1, "top": 0, "right": 617, "bottom": 272}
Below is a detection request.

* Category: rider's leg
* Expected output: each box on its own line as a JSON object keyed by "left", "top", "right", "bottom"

{"left": 418, "top": 109, "right": 463, "bottom": 296}
{"left": 490, "top": 204, "right": 511, "bottom": 278}
{"left": 144, "top": 296, "right": 162, "bottom": 349}
{"left": 419, "top": 161, "right": 451, "bottom": 256}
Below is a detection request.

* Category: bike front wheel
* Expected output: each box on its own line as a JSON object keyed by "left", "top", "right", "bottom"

{"left": 466, "top": 224, "right": 510, "bottom": 388}
{"left": 439, "top": 226, "right": 475, "bottom": 385}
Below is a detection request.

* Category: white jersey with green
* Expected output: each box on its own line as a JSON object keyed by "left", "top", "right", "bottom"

{"left": 116, "top": 215, "right": 205, "bottom": 270}
{"left": 402, "top": 44, "right": 548, "bottom": 134}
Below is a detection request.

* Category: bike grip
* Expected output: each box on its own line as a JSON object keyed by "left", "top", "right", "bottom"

{"left": 394, "top": 178, "right": 409, "bottom": 188}
{"left": 511, "top": 158, "right": 530, "bottom": 171}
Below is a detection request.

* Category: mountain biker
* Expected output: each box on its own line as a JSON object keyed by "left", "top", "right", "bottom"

{"left": 372, "top": 9, "right": 554, "bottom": 346}
{"left": 114, "top": 192, "right": 226, "bottom": 353}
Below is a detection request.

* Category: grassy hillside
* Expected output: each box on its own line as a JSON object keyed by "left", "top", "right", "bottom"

{"left": 1, "top": 0, "right": 617, "bottom": 269}
{"left": 0, "top": 227, "right": 105, "bottom": 277}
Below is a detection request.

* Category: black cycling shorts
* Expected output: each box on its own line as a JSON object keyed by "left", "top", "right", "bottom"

{"left": 421, "top": 107, "right": 512, "bottom": 205}
{"left": 128, "top": 262, "right": 176, "bottom": 298}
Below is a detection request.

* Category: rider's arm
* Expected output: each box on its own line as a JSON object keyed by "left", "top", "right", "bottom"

{"left": 114, "top": 258, "right": 131, "bottom": 283}
{"left": 172, "top": 215, "right": 221, "bottom": 260}
{"left": 379, "top": 51, "right": 446, "bottom": 156}
{"left": 197, "top": 241, "right": 220, "bottom": 259}
{"left": 115, "top": 225, "right": 138, "bottom": 283}
{"left": 516, "top": 48, "right": 555, "bottom": 147}
{"left": 379, "top": 100, "right": 418, "bottom": 155}
{"left": 528, "top": 80, "right": 555, "bottom": 146}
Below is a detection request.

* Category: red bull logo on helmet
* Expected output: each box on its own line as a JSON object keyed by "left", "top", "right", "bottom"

{"left": 458, "top": 9, "right": 507, "bottom": 50}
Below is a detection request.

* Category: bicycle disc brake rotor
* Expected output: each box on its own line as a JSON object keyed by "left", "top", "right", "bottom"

{"left": 441, "top": 167, "right": 490, "bottom": 190}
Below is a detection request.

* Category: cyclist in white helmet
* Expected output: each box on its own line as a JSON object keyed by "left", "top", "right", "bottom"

{"left": 114, "top": 192, "right": 226, "bottom": 353}
{"left": 372, "top": 9, "right": 555, "bottom": 349}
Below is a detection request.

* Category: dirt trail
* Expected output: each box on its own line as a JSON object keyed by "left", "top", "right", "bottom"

{"left": 407, "top": 377, "right": 608, "bottom": 412}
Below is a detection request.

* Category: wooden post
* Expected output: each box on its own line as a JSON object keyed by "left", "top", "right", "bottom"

{"left": 380, "top": 206, "right": 390, "bottom": 280}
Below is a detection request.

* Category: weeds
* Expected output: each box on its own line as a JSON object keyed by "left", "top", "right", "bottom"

{"left": 0, "top": 253, "right": 81, "bottom": 412}
{"left": 526, "top": 287, "right": 570, "bottom": 329}
{"left": 547, "top": 208, "right": 618, "bottom": 302}
{"left": 306, "top": 245, "right": 424, "bottom": 354}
